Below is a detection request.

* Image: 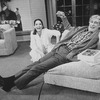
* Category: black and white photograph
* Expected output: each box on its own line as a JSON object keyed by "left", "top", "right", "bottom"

{"left": 0, "top": 0, "right": 100, "bottom": 100}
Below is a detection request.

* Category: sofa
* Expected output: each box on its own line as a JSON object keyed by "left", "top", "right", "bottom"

{"left": 0, "top": 24, "right": 18, "bottom": 56}
{"left": 44, "top": 33, "right": 100, "bottom": 93}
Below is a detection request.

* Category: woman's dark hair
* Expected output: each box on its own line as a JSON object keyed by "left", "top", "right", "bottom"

{"left": 33, "top": 19, "right": 44, "bottom": 35}
{"left": 0, "top": 11, "right": 6, "bottom": 16}
{"left": 0, "top": 11, "right": 6, "bottom": 20}
{"left": 16, "top": 8, "right": 19, "bottom": 11}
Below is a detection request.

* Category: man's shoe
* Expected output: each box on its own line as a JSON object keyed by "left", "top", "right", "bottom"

{"left": 0, "top": 76, "right": 4, "bottom": 87}
{"left": 0, "top": 75, "right": 15, "bottom": 92}
{"left": 0, "top": 76, "right": 12, "bottom": 92}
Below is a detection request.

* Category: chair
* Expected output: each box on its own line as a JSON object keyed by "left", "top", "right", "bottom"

{"left": 0, "top": 27, "right": 18, "bottom": 56}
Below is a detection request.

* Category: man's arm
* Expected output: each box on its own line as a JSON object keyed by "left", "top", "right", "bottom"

{"left": 56, "top": 11, "right": 72, "bottom": 30}
{"left": 66, "top": 34, "right": 99, "bottom": 62}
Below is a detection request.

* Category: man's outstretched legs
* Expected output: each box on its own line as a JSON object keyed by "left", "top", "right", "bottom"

{"left": 0, "top": 50, "right": 68, "bottom": 91}
{"left": 0, "top": 51, "right": 55, "bottom": 92}
{"left": 15, "top": 51, "right": 55, "bottom": 79}
{"left": 15, "top": 53, "right": 67, "bottom": 89}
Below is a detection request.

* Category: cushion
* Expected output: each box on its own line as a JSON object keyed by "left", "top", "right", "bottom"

{"left": 0, "top": 24, "right": 11, "bottom": 30}
{"left": 48, "top": 61, "right": 100, "bottom": 79}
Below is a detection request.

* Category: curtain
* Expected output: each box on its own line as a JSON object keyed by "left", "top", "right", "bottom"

{"left": 45, "top": 0, "right": 57, "bottom": 29}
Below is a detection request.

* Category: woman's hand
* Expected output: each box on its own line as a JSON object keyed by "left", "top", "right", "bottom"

{"left": 43, "top": 46, "right": 48, "bottom": 54}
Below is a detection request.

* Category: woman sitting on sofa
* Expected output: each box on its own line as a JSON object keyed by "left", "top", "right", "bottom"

{"left": 30, "top": 19, "right": 60, "bottom": 62}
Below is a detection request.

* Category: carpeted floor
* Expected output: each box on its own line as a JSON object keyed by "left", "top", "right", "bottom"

{"left": 0, "top": 41, "right": 100, "bottom": 100}
{"left": 0, "top": 41, "right": 33, "bottom": 77}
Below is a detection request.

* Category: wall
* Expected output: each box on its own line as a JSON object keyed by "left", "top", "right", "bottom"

{"left": 5, "top": 0, "right": 47, "bottom": 41}
{"left": 7, "top": 0, "right": 47, "bottom": 31}
{"left": 29, "top": 0, "right": 47, "bottom": 28}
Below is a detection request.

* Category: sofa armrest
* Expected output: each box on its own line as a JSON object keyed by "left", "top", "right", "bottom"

{"left": 3, "top": 28, "right": 17, "bottom": 50}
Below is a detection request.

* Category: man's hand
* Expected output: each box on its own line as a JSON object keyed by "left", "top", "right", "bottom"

{"left": 66, "top": 52, "right": 74, "bottom": 60}
{"left": 56, "top": 11, "right": 66, "bottom": 19}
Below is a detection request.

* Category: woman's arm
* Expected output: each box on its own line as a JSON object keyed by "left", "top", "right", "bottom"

{"left": 30, "top": 31, "right": 41, "bottom": 51}
{"left": 30, "top": 32, "right": 46, "bottom": 55}
{"left": 30, "top": 31, "right": 34, "bottom": 49}
{"left": 30, "top": 31, "right": 37, "bottom": 50}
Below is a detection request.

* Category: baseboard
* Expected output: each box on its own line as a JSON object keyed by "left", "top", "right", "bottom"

{"left": 16, "top": 30, "right": 31, "bottom": 42}
{"left": 17, "top": 35, "right": 30, "bottom": 42}
{"left": 16, "top": 30, "right": 31, "bottom": 36}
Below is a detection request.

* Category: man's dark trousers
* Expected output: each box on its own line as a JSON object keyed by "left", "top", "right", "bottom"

{"left": 14, "top": 45, "right": 70, "bottom": 89}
